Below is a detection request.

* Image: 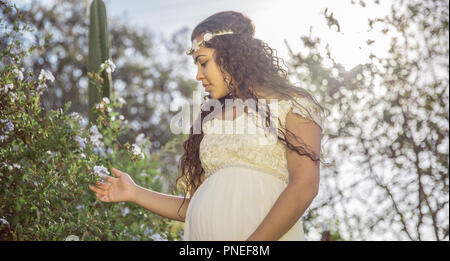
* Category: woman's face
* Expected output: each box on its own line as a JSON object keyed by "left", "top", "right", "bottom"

{"left": 192, "top": 34, "right": 232, "bottom": 99}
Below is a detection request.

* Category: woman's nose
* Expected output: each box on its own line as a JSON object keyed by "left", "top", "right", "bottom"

{"left": 196, "top": 68, "right": 204, "bottom": 81}
{"left": 195, "top": 63, "right": 205, "bottom": 81}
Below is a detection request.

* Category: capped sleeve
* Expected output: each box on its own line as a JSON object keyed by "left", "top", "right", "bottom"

{"left": 278, "top": 96, "right": 325, "bottom": 133}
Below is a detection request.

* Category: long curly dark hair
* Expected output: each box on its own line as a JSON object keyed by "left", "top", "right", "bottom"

{"left": 175, "top": 11, "right": 330, "bottom": 219}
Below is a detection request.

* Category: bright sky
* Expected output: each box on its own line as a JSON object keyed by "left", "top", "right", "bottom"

{"left": 16, "top": 0, "right": 393, "bottom": 79}
{"left": 105, "top": 0, "right": 392, "bottom": 71}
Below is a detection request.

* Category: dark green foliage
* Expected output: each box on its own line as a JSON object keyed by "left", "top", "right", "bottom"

{"left": 0, "top": 1, "right": 184, "bottom": 241}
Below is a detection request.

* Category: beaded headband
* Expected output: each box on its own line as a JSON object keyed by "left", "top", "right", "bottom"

{"left": 186, "top": 29, "right": 234, "bottom": 55}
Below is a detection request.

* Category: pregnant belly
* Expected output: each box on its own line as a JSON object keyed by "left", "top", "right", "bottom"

{"left": 184, "top": 165, "right": 287, "bottom": 241}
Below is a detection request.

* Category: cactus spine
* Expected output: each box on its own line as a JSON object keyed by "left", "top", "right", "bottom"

{"left": 88, "top": 0, "right": 112, "bottom": 123}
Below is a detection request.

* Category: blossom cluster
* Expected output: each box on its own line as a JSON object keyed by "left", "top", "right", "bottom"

{"left": 37, "top": 69, "right": 55, "bottom": 91}
{"left": 0, "top": 83, "right": 13, "bottom": 93}
{"left": 12, "top": 67, "right": 24, "bottom": 81}
{"left": 0, "top": 118, "right": 14, "bottom": 142}
{"left": 69, "top": 112, "right": 88, "bottom": 128}
{"left": 93, "top": 165, "right": 110, "bottom": 183}
{"left": 95, "top": 97, "right": 112, "bottom": 112}
{"left": 100, "top": 58, "right": 116, "bottom": 74}
{"left": 74, "top": 135, "right": 87, "bottom": 150}
{"left": 89, "top": 125, "right": 103, "bottom": 147}
{"left": 131, "top": 144, "right": 145, "bottom": 160}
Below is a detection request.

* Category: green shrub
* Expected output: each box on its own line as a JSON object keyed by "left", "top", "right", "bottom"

{"left": 0, "top": 1, "right": 183, "bottom": 241}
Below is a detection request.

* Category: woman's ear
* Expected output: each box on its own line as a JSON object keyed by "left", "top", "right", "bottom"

{"left": 224, "top": 75, "right": 231, "bottom": 84}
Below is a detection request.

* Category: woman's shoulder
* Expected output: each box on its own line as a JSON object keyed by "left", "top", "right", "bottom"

{"left": 285, "top": 95, "right": 324, "bottom": 132}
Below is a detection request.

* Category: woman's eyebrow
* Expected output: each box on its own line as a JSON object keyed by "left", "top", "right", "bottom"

{"left": 193, "top": 54, "right": 206, "bottom": 64}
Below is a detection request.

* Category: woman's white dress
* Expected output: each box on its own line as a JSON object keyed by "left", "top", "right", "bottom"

{"left": 183, "top": 96, "right": 325, "bottom": 241}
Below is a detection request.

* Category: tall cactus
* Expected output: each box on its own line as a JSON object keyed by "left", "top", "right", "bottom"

{"left": 88, "top": 0, "right": 112, "bottom": 123}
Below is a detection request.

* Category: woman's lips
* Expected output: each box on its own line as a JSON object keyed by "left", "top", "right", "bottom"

{"left": 205, "top": 84, "right": 211, "bottom": 91}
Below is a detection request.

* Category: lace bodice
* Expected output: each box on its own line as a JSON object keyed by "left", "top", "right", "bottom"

{"left": 199, "top": 96, "right": 325, "bottom": 185}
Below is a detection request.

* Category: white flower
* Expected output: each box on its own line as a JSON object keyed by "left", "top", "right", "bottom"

{"left": 65, "top": 235, "right": 80, "bottom": 241}
{"left": 319, "top": 222, "right": 328, "bottom": 231}
{"left": 203, "top": 32, "right": 213, "bottom": 42}
{"left": 100, "top": 58, "right": 116, "bottom": 73}
{"left": 192, "top": 39, "right": 200, "bottom": 52}
{"left": 12, "top": 163, "right": 21, "bottom": 169}
{"left": 90, "top": 135, "right": 103, "bottom": 148}
{"left": 95, "top": 103, "right": 104, "bottom": 110}
{"left": 144, "top": 226, "right": 153, "bottom": 236}
{"left": 90, "top": 125, "right": 99, "bottom": 134}
{"left": 36, "top": 83, "right": 47, "bottom": 91}
{"left": 102, "top": 97, "right": 110, "bottom": 104}
{"left": 150, "top": 233, "right": 168, "bottom": 241}
{"left": 106, "top": 107, "right": 112, "bottom": 113}
{"left": 121, "top": 206, "right": 130, "bottom": 217}
{"left": 13, "top": 68, "right": 24, "bottom": 81}
{"left": 38, "top": 69, "right": 55, "bottom": 82}
{"left": 93, "top": 165, "right": 109, "bottom": 182}
{"left": 119, "top": 115, "right": 125, "bottom": 121}
{"left": 0, "top": 218, "right": 9, "bottom": 226}
{"left": 135, "top": 133, "right": 146, "bottom": 145}
{"left": 80, "top": 153, "right": 86, "bottom": 159}
{"left": 107, "top": 148, "right": 113, "bottom": 155}
{"left": 93, "top": 165, "right": 109, "bottom": 176}
{"left": 80, "top": 117, "right": 88, "bottom": 128}
{"left": 6, "top": 121, "right": 14, "bottom": 132}
{"left": 69, "top": 112, "right": 85, "bottom": 126}
{"left": 0, "top": 135, "right": 6, "bottom": 142}
{"left": 69, "top": 112, "right": 81, "bottom": 119}
{"left": 74, "top": 136, "right": 86, "bottom": 150}
{"left": 4, "top": 121, "right": 14, "bottom": 133}
{"left": 93, "top": 147, "right": 106, "bottom": 157}
{"left": 131, "top": 144, "right": 144, "bottom": 159}
{"left": 89, "top": 125, "right": 103, "bottom": 147}
{"left": 132, "top": 144, "right": 142, "bottom": 154}
{"left": 117, "top": 97, "right": 126, "bottom": 105}
{"left": 1, "top": 83, "right": 14, "bottom": 92}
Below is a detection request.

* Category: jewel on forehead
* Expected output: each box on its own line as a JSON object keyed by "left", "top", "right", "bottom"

{"left": 186, "top": 29, "right": 234, "bottom": 55}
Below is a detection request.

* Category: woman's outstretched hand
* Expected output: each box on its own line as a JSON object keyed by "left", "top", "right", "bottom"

{"left": 89, "top": 167, "right": 137, "bottom": 203}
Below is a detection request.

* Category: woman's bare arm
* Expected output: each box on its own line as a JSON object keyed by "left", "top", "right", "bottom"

{"left": 90, "top": 168, "right": 191, "bottom": 223}
{"left": 132, "top": 185, "right": 190, "bottom": 222}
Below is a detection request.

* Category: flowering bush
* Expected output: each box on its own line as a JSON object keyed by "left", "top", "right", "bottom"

{"left": 0, "top": 2, "right": 183, "bottom": 241}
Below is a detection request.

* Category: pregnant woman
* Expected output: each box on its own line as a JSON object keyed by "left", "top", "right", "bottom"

{"left": 89, "top": 10, "right": 326, "bottom": 241}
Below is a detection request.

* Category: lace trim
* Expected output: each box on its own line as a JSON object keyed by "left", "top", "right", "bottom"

{"left": 204, "top": 163, "right": 289, "bottom": 185}
{"left": 286, "top": 97, "right": 324, "bottom": 132}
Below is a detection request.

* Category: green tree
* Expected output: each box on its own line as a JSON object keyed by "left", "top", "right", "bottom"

{"left": 0, "top": 0, "right": 184, "bottom": 241}
{"left": 0, "top": 0, "right": 197, "bottom": 152}
{"left": 288, "top": 0, "right": 448, "bottom": 240}
{"left": 0, "top": 0, "right": 198, "bottom": 198}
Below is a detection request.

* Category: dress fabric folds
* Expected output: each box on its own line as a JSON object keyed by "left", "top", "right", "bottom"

{"left": 183, "top": 96, "right": 324, "bottom": 241}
